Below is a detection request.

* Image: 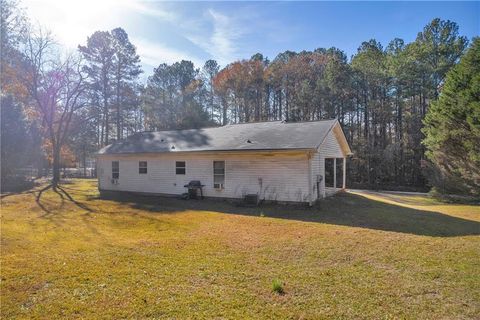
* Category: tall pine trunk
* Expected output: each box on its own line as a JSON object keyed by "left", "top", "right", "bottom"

{"left": 116, "top": 73, "right": 121, "bottom": 140}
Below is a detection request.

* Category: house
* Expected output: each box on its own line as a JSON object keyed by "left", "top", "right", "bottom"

{"left": 96, "top": 119, "right": 352, "bottom": 205}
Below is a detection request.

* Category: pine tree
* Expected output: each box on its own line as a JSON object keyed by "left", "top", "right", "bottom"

{"left": 111, "top": 28, "right": 142, "bottom": 140}
{"left": 79, "top": 31, "right": 115, "bottom": 146}
{"left": 423, "top": 38, "right": 480, "bottom": 196}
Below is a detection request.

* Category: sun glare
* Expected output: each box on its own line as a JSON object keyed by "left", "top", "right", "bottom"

{"left": 24, "top": 0, "right": 130, "bottom": 47}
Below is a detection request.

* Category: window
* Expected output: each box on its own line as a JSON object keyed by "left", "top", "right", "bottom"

{"left": 176, "top": 161, "right": 186, "bottom": 175}
{"left": 324, "top": 158, "right": 334, "bottom": 187}
{"left": 112, "top": 161, "right": 119, "bottom": 179}
{"left": 139, "top": 161, "right": 147, "bottom": 174}
{"left": 324, "top": 158, "right": 343, "bottom": 188}
{"left": 213, "top": 161, "right": 225, "bottom": 188}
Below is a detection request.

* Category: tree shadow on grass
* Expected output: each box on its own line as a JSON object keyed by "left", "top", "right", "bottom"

{"left": 29, "top": 183, "right": 101, "bottom": 237}
{"left": 55, "top": 185, "right": 93, "bottom": 213}
{"left": 35, "top": 184, "right": 54, "bottom": 213}
{"left": 33, "top": 183, "right": 93, "bottom": 216}
{"left": 97, "top": 191, "right": 480, "bottom": 237}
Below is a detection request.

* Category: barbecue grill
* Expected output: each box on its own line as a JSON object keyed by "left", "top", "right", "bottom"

{"left": 183, "top": 180, "right": 205, "bottom": 199}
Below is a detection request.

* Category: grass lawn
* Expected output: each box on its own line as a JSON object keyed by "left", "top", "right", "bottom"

{"left": 1, "top": 179, "right": 479, "bottom": 319}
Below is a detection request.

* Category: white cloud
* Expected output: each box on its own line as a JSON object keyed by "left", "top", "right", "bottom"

{"left": 22, "top": 0, "right": 187, "bottom": 79}
{"left": 184, "top": 8, "right": 249, "bottom": 65}
{"left": 22, "top": 0, "right": 175, "bottom": 49}
{"left": 122, "top": 1, "right": 176, "bottom": 21}
{"left": 207, "top": 9, "right": 244, "bottom": 64}
{"left": 21, "top": 1, "right": 271, "bottom": 71}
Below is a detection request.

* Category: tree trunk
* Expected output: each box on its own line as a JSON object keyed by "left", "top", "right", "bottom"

{"left": 222, "top": 98, "right": 228, "bottom": 125}
{"left": 105, "top": 106, "right": 109, "bottom": 145}
{"left": 83, "top": 145, "right": 87, "bottom": 178}
{"left": 116, "top": 76, "right": 121, "bottom": 140}
{"left": 52, "top": 146, "right": 61, "bottom": 185}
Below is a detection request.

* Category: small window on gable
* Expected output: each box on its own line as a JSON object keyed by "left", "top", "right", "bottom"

{"left": 112, "top": 161, "right": 119, "bottom": 179}
{"left": 176, "top": 161, "right": 186, "bottom": 175}
{"left": 139, "top": 161, "right": 147, "bottom": 174}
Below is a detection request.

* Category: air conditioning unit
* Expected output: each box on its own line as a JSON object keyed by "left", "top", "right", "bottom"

{"left": 213, "top": 183, "right": 224, "bottom": 189}
{"left": 111, "top": 178, "right": 119, "bottom": 185}
{"left": 244, "top": 194, "right": 258, "bottom": 206}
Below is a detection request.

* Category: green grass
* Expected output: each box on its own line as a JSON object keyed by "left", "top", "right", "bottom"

{"left": 1, "top": 179, "right": 479, "bottom": 319}
{"left": 271, "top": 279, "right": 285, "bottom": 295}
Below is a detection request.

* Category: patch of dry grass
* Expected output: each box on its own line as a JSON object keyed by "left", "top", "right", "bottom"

{"left": 1, "top": 180, "right": 479, "bottom": 319}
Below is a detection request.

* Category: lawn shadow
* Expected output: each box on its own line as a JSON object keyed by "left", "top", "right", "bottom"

{"left": 35, "top": 184, "right": 54, "bottom": 214}
{"left": 55, "top": 185, "right": 93, "bottom": 213}
{"left": 33, "top": 183, "right": 94, "bottom": 216}
{"left": 98, "top": 191, "right": 480, "bottom": 238}
{"left": 308, "top": 192, "right": 479, "bottom": 237}
{"left": 30, "top": 183, "right": 100, "bottom": 236}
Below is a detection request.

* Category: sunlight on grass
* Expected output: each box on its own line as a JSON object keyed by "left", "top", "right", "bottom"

{"left": 1, "top": 179, "right": 479, "bottom": 318}
{"left": 349, "top": 190, "right": 480, "bottom": 222}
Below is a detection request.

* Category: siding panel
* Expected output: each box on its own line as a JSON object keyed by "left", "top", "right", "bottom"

{"left": 97, "top": 152, "right": 310, "bottom": 202}
{"left": 312, "top": 128, "right": 346, "bottom": 199}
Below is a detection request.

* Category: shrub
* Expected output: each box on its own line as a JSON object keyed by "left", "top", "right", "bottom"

{"left": 1, "top": 175, "right": 35, "bottom": 193}
{"left": 272, "top": 279, "right": 284, "bottom": 295}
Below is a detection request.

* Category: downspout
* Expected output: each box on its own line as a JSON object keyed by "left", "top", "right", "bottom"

{"left": 96, "top": 154, "right": 101, "bottom": 191}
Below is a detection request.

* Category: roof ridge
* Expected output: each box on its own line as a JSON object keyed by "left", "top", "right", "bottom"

{"left": 224, "top": 120, "right": 282, "bottom": 126}
{"left": 133, "top": 118, "right": 337, "bottom": 134}
{"left": 282, "top": 118, "right": 337, "bottom": 124}
{"left": 133, "top": 125, "right": 221, "bottom": 135}
{"left": 223, "top": 118, "right": 337, "bottom": 126}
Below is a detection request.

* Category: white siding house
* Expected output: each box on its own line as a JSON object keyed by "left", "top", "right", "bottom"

{"left": 96, "top": 120, "right": 352, "bottom": 205}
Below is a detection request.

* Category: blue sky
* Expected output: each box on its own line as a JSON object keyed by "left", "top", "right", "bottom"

{"left": 24, "top": 1, "right": 479, "bottom": 79}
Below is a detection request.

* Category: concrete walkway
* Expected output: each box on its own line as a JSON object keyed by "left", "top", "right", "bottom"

{"left": 347, "top": 189, "right": 429, "bottom": 196}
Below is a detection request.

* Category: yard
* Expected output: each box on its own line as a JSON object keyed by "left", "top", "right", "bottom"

{"left": 1, "top": 179, "right": 479, "bottom": 319}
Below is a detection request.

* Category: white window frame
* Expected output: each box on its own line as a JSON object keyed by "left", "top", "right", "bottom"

{"left": 213, "top": 160, "right": 225, "bottom": 189}
{"left": 112, "top": 161, "right": 119, "bottom": 179}
{"left": 139, "top": 161, "right": 147, "bottom": 174}
{"left": 175, "top": 161, "right": 186, "bottom": 175}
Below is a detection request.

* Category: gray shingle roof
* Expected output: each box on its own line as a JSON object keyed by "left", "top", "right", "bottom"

{"left": 97, "top": 119, "right": 339, "bottom": 155}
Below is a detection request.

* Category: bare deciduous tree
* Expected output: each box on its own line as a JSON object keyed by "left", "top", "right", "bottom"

{"left": 23, "top": 28, "right": 88, "bottom": 184}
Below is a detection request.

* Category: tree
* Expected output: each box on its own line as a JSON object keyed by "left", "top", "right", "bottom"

{"left": 23, "top": 29, "right": 88, "bottom": 184}
{"left": 202, "top": 59, "right": 220, "bottom": 121}
{"left": 1, "top": 0, "right": 27, "bottom": 95}
{"left": 351, "top": 40, "right": 392, "bottom": 187}
{"left": 1, "top": 0, "right": 47, "bottom": 182}
{"left": 69, "top": 111, "right": 98, "bottom": 177}
{"left": 422, "top": 38, "right": 480, "bottom": 196}
{"left": 0, "top": 95, "right": 29, "bottom": 178}
{"left": 143, "top": 60, "right": 212, "bottom": 130}
{"left": 413, "top": 18, "right": 468, "bottom": 99}
{"left": 78, "top": 31, "right": 115, "bottom": 146}
{"left": 111, "top": 28, "right": 142, "bottom": 140}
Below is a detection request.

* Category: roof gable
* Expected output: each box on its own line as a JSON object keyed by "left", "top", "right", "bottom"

{"left": 331, "top": 122, "right": 353, "bottom": 156}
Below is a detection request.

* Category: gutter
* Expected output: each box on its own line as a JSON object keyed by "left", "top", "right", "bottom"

{"left": 96, "top": 148, "right": 316, "bottom": 156}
